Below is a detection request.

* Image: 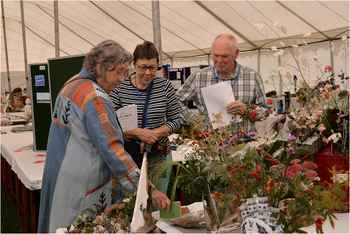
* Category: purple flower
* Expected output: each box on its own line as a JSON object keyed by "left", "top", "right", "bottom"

{"left": 115, "top": 199, "right": 122, "bottom": 204}
{"left": 287, "top": 135, "right": 297, "bottom": 142}
{"left": 286, "top": 147, "right": 295, "bottom": 154}
{"left": 194, "top": 179, "right": 200, "bottom": 184}
{"left": 293, "top": 75, "right": 298, "bottom": 81}
{"left": 217, "top": 146, "right": 223, "bottom": 153}
{"left": 248, "top": 132, "right": 257, "bottom": 137}
{"left": 230, "top": 134, "right": 239, "bottom": 143}
{"left": 189, "top": 177, "right": 194, "bottom": 180}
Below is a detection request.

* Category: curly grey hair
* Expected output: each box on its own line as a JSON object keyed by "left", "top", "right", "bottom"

{"left": 84, "top": 40, "right": 132, "bottom": 82}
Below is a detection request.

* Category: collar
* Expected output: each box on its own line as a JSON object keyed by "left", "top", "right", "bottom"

{"left": 79, "top": 67, "right": 98, "bottom": 83}
{"left": 214, "top": 60, "right": 241, "bottom": 80}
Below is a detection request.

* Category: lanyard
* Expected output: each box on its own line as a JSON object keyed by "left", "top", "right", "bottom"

{"left": 213, "top": 65, "right": 241, "bottom": 89}
{"left": 135, "top": 75, "right": 151, "bottom": 128}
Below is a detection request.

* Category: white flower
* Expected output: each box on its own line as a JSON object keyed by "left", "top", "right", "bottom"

{"left": 328, "top": 133, "right": 341, "bottom": 143}
{"left": 273, "top": 148, "right": 282, "bottom": 158}
{"left": 314, "top": 61, "right": 323, "bottom": 68}
{"left": 308, "top": 55, "right": 319, "bottom": 60}
{"left": 271, "top": 46, "right": 278, "bottom": 51}
{"left": 273, "top": 21, "right": 279, "bottom": 27}
{"left": 342, "top": 35, "right": 347, "bottom": 41}
{"left": 303, "top": 32, "right": 311, "bottom": 37}
{"left": 280, "top": 41, "right": 286, "bottom": 46}
{"left": 255, "top": 23, "right": 264, "bottom": 29}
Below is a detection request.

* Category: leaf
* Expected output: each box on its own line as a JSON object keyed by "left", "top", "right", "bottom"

{"left": 280, "top": 41, "right": 286, "bottom": 46}
{"left": 286, "top": 72, "right": 292, "bottom": 82}
{"left": 280, "top": 26, "right": 287, "bottom": 34}
{"left": 303, "top": 32, "right": 311, "bottom": 37}
{"left": 273, "top": 21, "right": 279, "bottom": 27}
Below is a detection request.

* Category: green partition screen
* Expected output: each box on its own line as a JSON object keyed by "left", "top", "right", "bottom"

{"left": 48, "top": 54, "right": 86, "bottom": 113}
{"left": 29, "top": 63, "right": 51, "bottom": 151}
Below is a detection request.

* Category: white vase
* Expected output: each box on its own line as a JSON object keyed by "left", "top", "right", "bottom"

{"left": 269, "top": 206, "right": 280, "bottom": 226}
{"left": 247, "top": 197, "right": 258, "bottom": 218}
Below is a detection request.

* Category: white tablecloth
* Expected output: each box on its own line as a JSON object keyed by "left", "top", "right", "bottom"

{"left": 1, "top": 125, "right": 45, "bottom": 190}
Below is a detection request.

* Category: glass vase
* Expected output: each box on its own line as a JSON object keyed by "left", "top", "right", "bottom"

{"left": 202, "top": 191, "right": 242, "bottom": 233}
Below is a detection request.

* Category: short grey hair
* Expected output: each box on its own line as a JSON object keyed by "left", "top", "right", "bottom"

{"left": 212, "top": 34, "right": 238, "bottom": 54}
{"left": 84, "top": 40, "right": 132, "bottom": 82}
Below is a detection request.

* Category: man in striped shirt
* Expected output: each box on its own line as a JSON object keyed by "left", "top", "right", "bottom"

{"left": 176, "top": 34, "right": 269, "bottom": 141}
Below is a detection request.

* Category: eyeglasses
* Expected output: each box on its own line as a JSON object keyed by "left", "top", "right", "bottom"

{"left": 115, "top": 69, "right": 129, "bottom": 79}
{"left": 135, "top": 63, "right": 158, "bottom": 72}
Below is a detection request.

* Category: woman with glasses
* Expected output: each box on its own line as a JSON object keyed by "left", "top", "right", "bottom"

{"left": 38, "top": 40, "right": 170, "bottom": 233}
{"left": 110, "top": 41, "right": 180, "bottom": 203}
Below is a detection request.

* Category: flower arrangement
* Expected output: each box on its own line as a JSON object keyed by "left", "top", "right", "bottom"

{"left": 257, "top": 20, "right": 349, "bottom": 157}
{"left": 69, "top": 191, "right": 137, "bottom": 233}
{"left": 170, "top": 102, "right": 348, "bottom": 233}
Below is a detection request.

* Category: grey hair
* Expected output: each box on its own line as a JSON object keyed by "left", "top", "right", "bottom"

{"left": 212, "top": 34, "right": 238, "bottom": 54}
{"left": 84, "top": 40, "right": 132, "bottom": 82}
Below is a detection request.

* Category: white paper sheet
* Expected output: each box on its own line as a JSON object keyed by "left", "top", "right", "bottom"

{"left": 201, "top": 81, "right": 241, "bottom": 129}
{"left": 116, "top": 104, "right": 138, "bottom": 132}
{"left": 131, "top": 154, "right": 148, "bottom": 232}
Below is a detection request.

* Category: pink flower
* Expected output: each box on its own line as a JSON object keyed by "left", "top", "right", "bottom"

{"left": 312, "top": 110, "right": 322, "bottom": 120}
{"left": 324, "top": 65, "right": 332, "bottom": 73}
{"left": 302, "top": 161, "right": 318, "bottom": 169}
{"left": 290, "top": 159, "right": 301, "bottom": 164}
{"left": 310, "top": 124, "right": 315, "bottom": 129}
{"left": 105, "top": 204, "right": 118, "bottom": 215}
{"left": 306, "top": 170, "right": 318, "bottom": 180}
{"left": 322, "top": 137, "right": 329, "bottom": 144}
{"left": 318, "top": 124, "right": 326, "bottom": 132}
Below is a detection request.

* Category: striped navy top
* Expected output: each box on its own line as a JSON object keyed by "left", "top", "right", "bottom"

{"left": 109, "top": 75, "right": 181, "bottom": 145}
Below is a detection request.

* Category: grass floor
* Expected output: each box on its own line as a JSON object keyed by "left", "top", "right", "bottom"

{"left": 1, "top": 184, "right": 24, "bottom": 233}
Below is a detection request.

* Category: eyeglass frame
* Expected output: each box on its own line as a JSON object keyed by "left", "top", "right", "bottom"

{"left": 115, "top": 68, "right": 129, "bottom": 79}
{"left": 135, "top": 63, "right": 158, "bottom": 72}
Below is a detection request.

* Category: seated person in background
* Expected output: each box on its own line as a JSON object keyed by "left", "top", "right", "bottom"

{"left": 109, "top": 41, "right": 180, "bottom": 202}
{"left": 176, "top": 33, "right": 269, "bottom": 141}
{"left": 38, "top": 40, "right": 170, "bottom": 233}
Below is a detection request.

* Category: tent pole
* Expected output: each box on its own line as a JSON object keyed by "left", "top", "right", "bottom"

{"left": 54, "top": 0, "right": 60, "bottom": 57}
{"left": 258, "top": 50, "right": 261, "bottom": 73}
{"left": 20, "top": 0, "right": 30, "bottom": 98}
{"left": 329, "top": 40, "right": 334, "bottom": 73}
{"left": 278, "top": 55, "right": 282, "bottom": 98}
{"left": 151, "top": 0, "right": 162, "bottom": 66}
{"left": 1, "top": 1, "right": 11, "bottom": 93}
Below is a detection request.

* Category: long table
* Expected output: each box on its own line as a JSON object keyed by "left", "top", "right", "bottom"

{"left": 1, "top": 124, "right": 45, "bottom": 232}
{"left": 152, "top": 202, "right": 349, "bottom": 233}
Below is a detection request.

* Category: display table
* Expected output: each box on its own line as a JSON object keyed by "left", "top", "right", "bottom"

{"left": 1, "top": 124, "right": 45, "bottom": 232}
{"left": 153, "top": 202, "right": 349, "bottom": 233}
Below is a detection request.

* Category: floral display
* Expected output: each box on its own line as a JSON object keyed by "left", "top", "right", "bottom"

{"left": 168, "top": 21, "right": 349, "bottom": 233}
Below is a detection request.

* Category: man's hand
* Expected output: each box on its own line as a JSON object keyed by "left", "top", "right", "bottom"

{"left": 151, "top": 189, "right": 171, "bottom": 213}
{"left": 226, "top": 100, "right": 247, "bottom": 115}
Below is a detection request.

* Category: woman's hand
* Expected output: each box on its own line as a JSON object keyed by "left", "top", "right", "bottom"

{"left": 140, "top": 141, "right": 153, "bottom": 154}
{"left": 138, "top": 129, "right": 159, "bottom": 145}
{"left": 151, "top": 189, "right": 171, "bottom": 213}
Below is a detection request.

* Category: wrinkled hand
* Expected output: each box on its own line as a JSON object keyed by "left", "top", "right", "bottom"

{"left": 138, "top": 129, "right": 159, "bottom": 145}
{"left": 151, "top": 189, "right": 171, "bottom": 213}
{"left": 226, "top": 100, "right": 247, "bottom": 115}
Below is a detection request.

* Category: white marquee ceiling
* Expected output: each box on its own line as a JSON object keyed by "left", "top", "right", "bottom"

{"left": 1, "top": 0, "right": 349, "bottom": 72}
